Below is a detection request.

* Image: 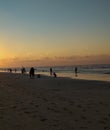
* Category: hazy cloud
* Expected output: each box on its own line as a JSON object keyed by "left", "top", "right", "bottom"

{"left": 0, "top": 55, "right": 110, "bottom": 67}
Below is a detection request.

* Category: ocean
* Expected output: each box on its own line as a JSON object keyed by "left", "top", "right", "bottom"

{"left": 0, "top": 64, "right": 110, "bottom": 82}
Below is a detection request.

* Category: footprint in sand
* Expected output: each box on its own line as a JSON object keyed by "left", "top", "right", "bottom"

{"left": 80, "top": 126, "right": 88, "bottom": 129}
{"left": 53, "top": 89, "right": 60, "bottom": 91}
{"left": 32, "top": 114, "right": 37, "bottom": 118}
{"left": 82, "top": 109, "right": 86, "bottom": 112}
{"left": 77, "top": 104, "right": 82, "bottom": 108}
{"left": 0, "top": 116, "right": 4, "bottom": 119}
{"left": 20, "top": 101, "right": 24, "bottom": 104}
{"left": 50, "top": 102, "right": 56, "bottom": 106}
{"left": 81, "top": 116, "right": 87, "bottom": 120}
{"left": 40, "top": 118, "right": 47, "bottom": 122}
{"left": 47, "top": 107, "right": 54, "bottom": 111}
{"left": 63, "top": 107, "right": 72, "bottom": 114}
{"left": 48, "top": 107, "right": 60, "bottom": 113}
{"left": 30, "top": 102, "right": 34, "bottom": 105}
{"left": 104, "top": 126, "right": 109, "bottom": 130}
{"left": 88, "top": 120, "right": 92, "bottom": 124}
{"left": 42, "top": 98, "right": 48, "bottom": 102}
{"left": 99, "top": 101, "right": 103, "bottom": 105}
{"left": 24, "top": 111, "right": 31, "bottom": 114}
{"left": 52, "top": 123, "right": 58, "bottom": 127}
{"left": 63, "top": 107, "right": 68, "bottom": 111}
{"left": 74, "top": 119, "right": 78, "bottom": 122}
{"left": 53, "top": 119, "right": 59, "bottom": 123}
{"left": 99, "top": 120, "right": 106, "bottom": 124}
{"left": 11, "top": 105, "right": 17, "bottom": 109}
{"left": 69, "top": 101, "right": 74, "bottom": 105}
{"left": 59, "top": 97, "right": 66, "bottom": 102}
{"left": 35, "top": 104, "right": 39, "bottom": 108}
{"left": 104, "top": 117, "right": 108, "bottom": 121}
{"left": 104, "top": 103, "right": 109, "bottom": 107}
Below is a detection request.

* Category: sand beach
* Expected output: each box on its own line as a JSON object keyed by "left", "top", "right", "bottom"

{"left": 0, "top": 72, "right": 110, "bottom": 130}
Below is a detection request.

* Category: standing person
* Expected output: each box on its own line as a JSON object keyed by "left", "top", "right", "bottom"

{"left": 75, "top": 67, "right": 78, "bottom": 77}
{"left": 29, "top": 67, "right": 35, "bottom": 78}
{"left": 50, "top": 67, "right": 53, "bottom": 76}
{"left": 21, "top": 67, "right": 26, "bottom": 74}
{"left": 9, "top": 68, "right": 12, "bottom": 73}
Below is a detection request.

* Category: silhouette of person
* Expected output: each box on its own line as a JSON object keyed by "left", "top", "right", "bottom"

{"left": 21, "top": 67, "right": 26, "bottom": 74}
{"left": 9, "top": 68, "right": 12, "bottom": 73}
{"left": 50, "top": 68, "right": 53, "bottom": 76}
{"left": 75, "top": 67, "right": 78, "bottom": 77}
{"left": 53, "top": 72, "right": 57, "bottom": 78}
{"left": 29, "top": 67, "right": 35, "bottom": 78}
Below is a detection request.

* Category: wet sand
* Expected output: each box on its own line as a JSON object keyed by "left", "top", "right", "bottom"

{"left": 0, "top": 72, "right": 110, "bottom": 130}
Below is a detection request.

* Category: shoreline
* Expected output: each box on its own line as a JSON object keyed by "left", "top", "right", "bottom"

{"left": 0, "top": 71, "right": 110, "bottom": 83}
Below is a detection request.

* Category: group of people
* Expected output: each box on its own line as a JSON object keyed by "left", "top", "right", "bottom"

{"left": 21, "top": 67, "right": 78, "bottom": 78}
{"left": 22, "top": 67, "right": 57, "bottom": 78}
{"left": 50, "top": 68, "right": 57, "bottom": 77}
{"left": 7, "top": 66, "right": 78, "bottom": 78}
{"left": 21, "top": 67, "right": 35, "bottom": 78}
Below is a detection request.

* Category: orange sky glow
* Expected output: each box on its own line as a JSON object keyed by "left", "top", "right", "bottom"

{"left": 0, "top": 0, "right": 110, "bottom": 67}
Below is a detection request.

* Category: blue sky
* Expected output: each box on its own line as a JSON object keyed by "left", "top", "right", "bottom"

{"left": 0, "top": 0, "right": 110, "bottom": 66}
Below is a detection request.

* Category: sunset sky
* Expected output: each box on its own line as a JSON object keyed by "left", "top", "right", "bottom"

{"left": 0, "top": 0, "right": 110, "bottom": 67}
